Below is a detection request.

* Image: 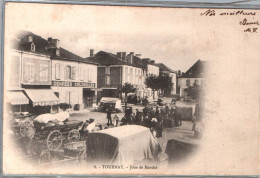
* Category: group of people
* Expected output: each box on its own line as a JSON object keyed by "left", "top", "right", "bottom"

{"left": 106, "top": 103, "right": 183, "bottom": 138}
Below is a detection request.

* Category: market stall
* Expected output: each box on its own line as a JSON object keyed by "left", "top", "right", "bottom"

{"left": 86, "top": 125, "right": 160, "bottom": 164}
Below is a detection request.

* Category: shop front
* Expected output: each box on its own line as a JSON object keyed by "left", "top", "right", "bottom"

{"left": 24, "top": 89, "right": 60, "bottom": 114}
{"left": 6, "top": 90, "right": 30, "bottom": 113}
{"left": 52, "top": 80, "right": 96, "bottom": 110}
{"left": 83, "top": 88, "right": 96, "bottom": 108}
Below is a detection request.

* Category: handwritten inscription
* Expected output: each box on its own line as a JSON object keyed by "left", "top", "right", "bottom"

{"left": 244, "top": 28, "right": 258, "bottom": 33}
{"left": 201, "top": 9, "right": 256, "bottom": 16}
{"left": 201, "top": 9, "right": 258, "bottom": 33}
{"left": 239, "top": 18, "right": 259, "bottom": 26}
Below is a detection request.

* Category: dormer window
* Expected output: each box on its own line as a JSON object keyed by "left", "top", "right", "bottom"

{"left": 31, "top": 43, "right": 35, "bottom": 52}
{"left": 56, "top": 49, "right": 60, "bottom": 56}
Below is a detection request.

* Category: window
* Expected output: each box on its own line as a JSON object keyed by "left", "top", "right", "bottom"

{"left": 40, "top": 64, "right": 48, "bottom": 81}
{"left": 105, "top": 76, "right": 110, "bottom": 85}
{"left": 72, "top": 67, "right": 76, "bottom": 80}
{"left": 55, "top": 63, "right": 60, "bottom": 79}
{"left": 194, "top": 79, "right": 199, "bottom": 85}
{"left": 85, "top": 68, "right": 89, "bottom": 81}
{"left": 54, "top": 92, "right": 59, "bottom": 98}
{"left": 105, "top": 66, "right": 110, "bottom": 74}
{"left": 186, "top": 79, "right": 190, "bottom": 87}
{"left": 65, "top": 66, "right": 76, "bottom": 80}
{"left": 130, "top": 68, "right": 133, "bottom": 83}
{"left": 125, "top": 67, "right": 128, "bottom": 82}
{"left": 24, "top": 62, "right": 35, "bottom": 82}
{"left": 31, "top": 43, "right": 35, "bottom": 52}
{"left": 88, "top": 69, "right": 92, "bottom": 82}
{"left": 65, "top": 66, "right": 71, "bottom": 80}
{"left": 80, "top": 66, "right": 84, "bottom": 81}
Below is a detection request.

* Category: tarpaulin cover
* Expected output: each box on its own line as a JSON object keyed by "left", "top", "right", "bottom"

{"left": 87, "top": 125, "right": 159, "bottom": 164}
{"left": 100, "top": 97, "right": 121, "bottom": 109}
{"left": 25, "top": 89, "right": 59, "bottom": 106}
{"left": 176, "top": 107, "right": 193, "bottom": 120}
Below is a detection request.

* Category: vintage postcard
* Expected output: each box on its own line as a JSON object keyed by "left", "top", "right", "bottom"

{"left": 3, "top": 2, "right": 260, "bottom": 175}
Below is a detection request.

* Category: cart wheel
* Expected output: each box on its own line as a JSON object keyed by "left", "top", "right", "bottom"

{"left": 20, "top": 121, "right": 33, "bottom": 137}
{"left": 46, "top": 130, "right": 63, "bottom": 150}
{"left": 67, "top": 129, "right": 80, "bottom": 142}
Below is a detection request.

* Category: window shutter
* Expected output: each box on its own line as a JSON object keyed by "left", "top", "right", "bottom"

{"left": 55, "top": 63, "right": 60, "bottom": 79}
{"left": 80, "top": 66, "right": 84, "bottom": 81}
{"left": 72, "top": 67, "right": 76, "bottom": 80}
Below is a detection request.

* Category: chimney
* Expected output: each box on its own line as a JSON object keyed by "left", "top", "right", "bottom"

{"left": 142, "top": 58, "right": 151, "bottom": 64}
{"left": 28, "top": 35, "right": 33, "bottom": 42}
{"left": 129, "top": 52, "right": 134, "bottom": 63}
{"left": 150, "top": 60, "right": 155, "bottom": 64}
{"left": 117, "top": 52, "right": 122, "bottom": 60}
{"left": 90, "top": 49, "right": 94, "bottom": 57}
{"left": 48, "top": 37, "right": 60, "bottom": 48}
{"left": 122, "top": 52, "right": 126, "bottom": 61}
{"left": 135, "top": 54, "right": 142, "bottom": 58}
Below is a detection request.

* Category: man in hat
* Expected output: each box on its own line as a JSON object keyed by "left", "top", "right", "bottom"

{"left": 106, "top": 105, "right": 113, "bottom": 126}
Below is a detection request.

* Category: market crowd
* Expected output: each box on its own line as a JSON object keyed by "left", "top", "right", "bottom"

{"left": 106, "top": 103, "right": 183, "bottom": 138}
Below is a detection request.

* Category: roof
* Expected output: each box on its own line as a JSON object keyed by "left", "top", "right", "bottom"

{"left": 155, "top": 63, "right": 177, "bottom": 73}
{"left": 14, "top": 30, "right": 50, "bottom": 55}
{"left": 13, "top": 30, "right": 98, "bottom": 65}
{"left": 180, "top": 60, "right": 207, "bottom": 78}
{"left": 86, "top": 51, "right": 145, "bottom": 69}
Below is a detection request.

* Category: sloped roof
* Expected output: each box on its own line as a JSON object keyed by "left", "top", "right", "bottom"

{"left": 87, "top": 51, "right": 145, "bottom": 69}
{"left": 155, "top": 63, "right": 177, "bottom": 73}
{"left": 13, "top": 30, "right": 97, "bottom": 65}
{"left": 180, "top": 60, "right": 207, "bottom": 78}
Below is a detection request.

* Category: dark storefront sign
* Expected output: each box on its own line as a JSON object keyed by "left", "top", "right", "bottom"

{"left": 52, "top": 81, "right": 96, "bottom": 88}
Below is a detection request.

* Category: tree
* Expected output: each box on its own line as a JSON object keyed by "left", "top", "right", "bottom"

{"left": 158, "top": 75, "right": 173, "bottom": 96}
{"left": 184, "top": 82, "right": 203, "bottom": 101}
{"left": 145, "top": 75, "right": 173, "bottom": 98}
{"left": 121, "top": 83, "right": 137, "bottom": 112}
{"left": 144, "top": 75, "right": 160, "bottom": 99}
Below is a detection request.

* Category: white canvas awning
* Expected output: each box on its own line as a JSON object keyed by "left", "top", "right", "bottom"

{"left": 7, "top": 91, "right": 29, "bottom": 105}
{"left": 25, "top": 89, "right": 59, "bottom": 106}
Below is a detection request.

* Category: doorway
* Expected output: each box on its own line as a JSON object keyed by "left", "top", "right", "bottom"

{"left": 83, "top": 89, "right": 95, "bottom": 108}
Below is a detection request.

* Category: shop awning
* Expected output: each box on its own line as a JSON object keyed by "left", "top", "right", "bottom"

{"left": 25, "top": 89, "right": 59, "bottom": 106}
{"left": 7, "top": 91, "right": 29, "bottom": 105}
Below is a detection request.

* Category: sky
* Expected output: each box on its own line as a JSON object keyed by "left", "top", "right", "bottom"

{"left": 5, "top": 3, "right": 255, "bottom": 72}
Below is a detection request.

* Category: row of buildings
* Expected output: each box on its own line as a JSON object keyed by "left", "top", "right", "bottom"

{"left": 5, "top": 31, "right": 206, "bottom": 114}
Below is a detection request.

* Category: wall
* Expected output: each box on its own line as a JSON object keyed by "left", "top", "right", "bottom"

{"left": 52, "top": 59, "right": 97, "bottom": 107}
{"left": 147, "top": 64, "right": 159, "bottom": 76}
{"left": 6, "top": 50, "right": 21, "bottom": 89}
{"left": 97, "top": 66, "right": 121, "bottom": 88}
{"left": 122, "top": 65, "right": 143, "bottom": 87}
{"left": 169, "top": 73, "right": 177, "bottom": 94}
{"left": 178, "top": 77, "right": 204, "bottom": 97}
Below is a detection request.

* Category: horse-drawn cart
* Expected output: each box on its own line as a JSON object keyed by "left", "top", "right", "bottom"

{"left": 32, "top": 120, "right": 84, "bottom": 150}
{"left": 15, "top": 113, "right": 86, "bottom": 151}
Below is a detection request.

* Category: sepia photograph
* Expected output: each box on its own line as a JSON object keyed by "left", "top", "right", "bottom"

{"left": 2, "top": 2, "right": 260, "bottom": 175}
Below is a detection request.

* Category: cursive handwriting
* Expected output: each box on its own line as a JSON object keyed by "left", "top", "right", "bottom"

{"left": 201, "top": 9, "right": 256, "bottom": 16}
{"left": 244, "top": 28, "right": 258, "bottom": 33}
{"left": 200, "top": 9, "right": 216, "bottom": 16}
{"left": 240, "top": 18, "right": 259, "bottom": 25}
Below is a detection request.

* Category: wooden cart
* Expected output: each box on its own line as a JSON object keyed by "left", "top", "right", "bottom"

{"left": 30, "top": 120, "right": 84, "bottom": 151}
